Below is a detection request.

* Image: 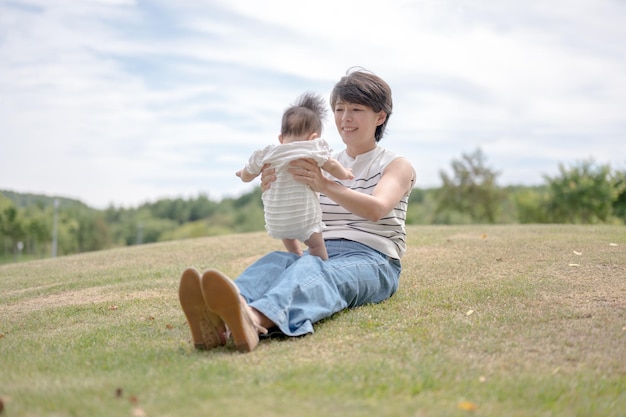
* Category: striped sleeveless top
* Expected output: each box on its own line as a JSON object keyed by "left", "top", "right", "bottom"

{"left": 320, "top": 146, "right": 415, "bottom": 260}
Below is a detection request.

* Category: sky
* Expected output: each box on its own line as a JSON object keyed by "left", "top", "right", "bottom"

{"left": 1, "top": 0, "right": 625, "bottom": 209}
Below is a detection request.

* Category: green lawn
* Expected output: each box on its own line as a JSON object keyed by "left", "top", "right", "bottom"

{"left": 1, "top": 225, "right": 624, "bottom": 417}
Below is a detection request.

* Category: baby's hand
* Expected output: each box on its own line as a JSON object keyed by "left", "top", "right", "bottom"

{"left": 236, "top": 169, "right": 259, "bottom": 183}
{"left": 346, "top": 168, "right": 354, "bottom": 180}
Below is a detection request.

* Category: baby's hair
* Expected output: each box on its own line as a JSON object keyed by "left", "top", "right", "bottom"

{"left": 281, "top": 92, "right": 327, "bottom": 138}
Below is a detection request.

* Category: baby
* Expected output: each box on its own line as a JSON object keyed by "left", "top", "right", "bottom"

{"left": 236, "top": 92, "right": 353, "bottom": 260}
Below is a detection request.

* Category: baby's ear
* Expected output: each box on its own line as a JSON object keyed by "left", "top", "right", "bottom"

{"left": 278, "top": 134, "right": 284, "bottom": 144}
{"left": 308, "top": 133, "right": 319, "bottom": 140}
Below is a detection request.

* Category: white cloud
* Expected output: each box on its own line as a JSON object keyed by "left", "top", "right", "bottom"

{"left": 1, "top": 0, "right": 625, "bottom": 208}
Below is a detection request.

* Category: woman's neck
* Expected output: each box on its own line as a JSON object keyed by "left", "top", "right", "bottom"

{"left": 346, "top": 142, "right": 377, "bottom": 159}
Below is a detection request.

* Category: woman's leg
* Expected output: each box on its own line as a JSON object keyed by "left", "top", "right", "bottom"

{"left": 234, "top": 250, "right": 301, "bottom": 300}
{"left": 236, "top": 240, "right": 401, "bottom": 337}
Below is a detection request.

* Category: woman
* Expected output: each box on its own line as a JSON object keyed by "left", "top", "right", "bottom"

{"left": 179, "top": 68, "right": 416, "bottom": 353}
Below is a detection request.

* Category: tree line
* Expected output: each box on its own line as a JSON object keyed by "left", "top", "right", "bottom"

{"left": 1, "top": 149, "right": 624, "bottom": 263}
{"left": 408, "top": 149, "right": 626, "bottom": 225}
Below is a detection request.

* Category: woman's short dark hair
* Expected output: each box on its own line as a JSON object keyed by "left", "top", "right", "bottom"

{"left": 330, "top": 67, "right": 393, "bottom": 142}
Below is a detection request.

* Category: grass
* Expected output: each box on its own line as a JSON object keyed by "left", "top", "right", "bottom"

{"left": 1, "top": 225, "right": 625, "bottom": 417}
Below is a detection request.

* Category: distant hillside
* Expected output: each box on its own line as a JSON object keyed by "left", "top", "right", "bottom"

{"left": 1, "top": 190, "right": 91, "bottom": 210}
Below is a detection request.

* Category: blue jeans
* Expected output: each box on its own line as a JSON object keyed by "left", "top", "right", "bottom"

{"left": 235, "top": 239, "right": 402, "bottom": 336}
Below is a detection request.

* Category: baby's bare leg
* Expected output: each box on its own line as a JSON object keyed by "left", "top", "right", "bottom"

{"left": 282, "top": 238, "right": 303, "bottom": 256}
{"left": 305, "top": 232, "right": 328, "bottom": 260}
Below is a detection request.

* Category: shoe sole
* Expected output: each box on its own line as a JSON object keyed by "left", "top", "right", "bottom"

{"left": 178, "top": 267, "right": 226, "bottom": 350}
{"left": 201, "top": 269, "right": 259, "bottom": 353}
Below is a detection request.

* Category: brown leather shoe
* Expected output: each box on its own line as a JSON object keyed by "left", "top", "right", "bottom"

{"left": 201, "top": 269, "right": 267, "bottom": 353}
{"left": 178, "top": 267, "right": 227, "bottom": 350}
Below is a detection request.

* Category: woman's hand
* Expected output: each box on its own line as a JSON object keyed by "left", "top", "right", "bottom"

{"left": 260, "top": 163, "right": 276, "bottom": 192}
{"left": 287, "top": 158, "right": 326, "bottom": 192}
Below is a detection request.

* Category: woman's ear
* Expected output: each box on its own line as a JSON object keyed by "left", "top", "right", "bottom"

{"left": 376, "top": 111, "right": 387, "bottom": 126}
{"left": 278, "top": 134, "right": 284, "bottom": 144}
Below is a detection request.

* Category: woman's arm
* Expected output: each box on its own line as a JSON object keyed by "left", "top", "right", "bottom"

{"left": 289, "top": 157, "right": 414, "bottom": 222}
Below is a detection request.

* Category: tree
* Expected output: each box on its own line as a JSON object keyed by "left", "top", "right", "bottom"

{"left": 72, "top": 208, "right": 112, "bottom": 252}
{"left": 612, "top": 168, "right": 626, "bottom": 222}
{"left": 437, "top": 148, "right": 506, "bottom": 223}
{"left": 189, "top": 193, "right": 219, "bottom": 221}
{"left": 511, "top": 186, "right": 550, "bottom": 224}
{"left": 0, "top": 201, "right": 26, "bottom": 258}
{"left": 23, "top": 207, "right": 52, "bottom": 257}
{"left": 543, "top": 159, "right": 620, "bottom": 223}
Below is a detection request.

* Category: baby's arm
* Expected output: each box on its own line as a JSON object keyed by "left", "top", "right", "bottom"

{"left": 321, "top": 158, "right": 354, "bottom": 180}
{"left": 238, "top": 147, "right": 270, "bottom": 183}
{"left": 236, "top": 169, "right": 260, "bottom": 183}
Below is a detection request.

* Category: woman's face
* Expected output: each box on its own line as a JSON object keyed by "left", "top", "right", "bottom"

{"left": 333, "top": 99, "right": 386, "bottom": 151}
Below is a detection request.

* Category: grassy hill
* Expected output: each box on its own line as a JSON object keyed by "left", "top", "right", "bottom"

{"left": 1, "top": 225, "right": 624, "bottom": 417}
